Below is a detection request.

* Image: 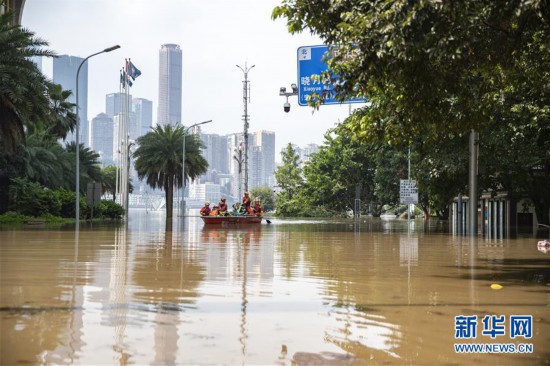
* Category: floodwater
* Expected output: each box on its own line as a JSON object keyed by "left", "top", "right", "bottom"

{"left": 1, "top": 210, "right": 549, "bottom": 365}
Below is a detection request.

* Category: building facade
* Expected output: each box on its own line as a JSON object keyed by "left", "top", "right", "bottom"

{"left": 106, "top": 92, "right": 132, "bottom": 120}
{"left": 133, "top": 98, "right": 153, "bottom": 136}
{"left": 157, "top": 44, "right": 182, "bottom": 127}
{"left": 200, "top": 133, "right": 229, "bottom": 183}
{"left": 253, "top": 130, "right": 276, "bottom": 188}
{"left": 53, "top": 55, "right": 88, "bottom": 146}
{"left": 90, "top": 113, "right": 114, "bottom": 164}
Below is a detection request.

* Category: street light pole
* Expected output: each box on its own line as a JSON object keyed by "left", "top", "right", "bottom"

{"left": 75, "top": 45, "right": 120, "bottom": 228}
{"left": 236, "top": 63, "right": 255, "bottom": 193}
{"left": 181, "top": 120, "right": 213, "bottom": 217}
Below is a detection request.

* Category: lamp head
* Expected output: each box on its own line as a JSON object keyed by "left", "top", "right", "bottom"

{"left": 104, "top": 45, "right": 121, "bottom": 53}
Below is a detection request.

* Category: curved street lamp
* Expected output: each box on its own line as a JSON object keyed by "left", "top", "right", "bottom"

{"left": 75, "top": 45, "right": 120, "bottom": 228}
{"left": 180, "top": 120, "right": 213, "bottom": 216}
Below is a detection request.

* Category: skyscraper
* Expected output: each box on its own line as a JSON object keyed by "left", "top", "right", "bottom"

{"left": 254, "top": 130, "right": 276, "bottom": 187}
{"left": 158, "top": 44, "right": 182, "bottom": 127}
{"left": 106, "top": 92, "right": 132, "bottom": 119}
{"left": 200, "top": 133, "right": 229, "bottom": 183}
{"left": 133, "top": 98, "right": 153, "bottom": 136}
{"left": 90, "top": 113, "right": 114, "bottom": 164}
{"left": 53, "top": 55, "right": 88, "bottom": 146}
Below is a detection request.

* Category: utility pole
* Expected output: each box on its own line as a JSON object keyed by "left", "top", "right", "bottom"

{"left": 233, "top": 143, "right": 244, "bottom": 200}
{"left": 468, "top": 130, "right": 479, "bottom": 235}
{"left": 236, "top": 63, "right": 255, "bottom": 193}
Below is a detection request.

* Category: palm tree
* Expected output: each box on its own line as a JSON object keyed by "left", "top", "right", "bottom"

{"left": 134, "top": 125, "right": 208, "bottom": 220}
{"left": 45, "top": 83, "right": 77, "bottom": 140}
{"left": 22, "top": 129, "right": 65, "bottom": 189}
{"left": 100, "top": 166, "right": 117, "bottom": 201}
{"left": 0, "top": 10, "right": 55, "bottom": 154}
{"left": 100, "top": 165, "right": 134, "bottom": 201}
{"left": 64, "top": 142, "right": 102, "bottom": 194}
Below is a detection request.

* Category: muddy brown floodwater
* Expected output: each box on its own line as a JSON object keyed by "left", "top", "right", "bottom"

{"left": 1, "top": 210, "right": 549, "bottom": 365}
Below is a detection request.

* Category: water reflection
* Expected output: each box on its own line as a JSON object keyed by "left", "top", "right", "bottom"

{"left": 1, "top": 212, "right": 548, "bottom": 365}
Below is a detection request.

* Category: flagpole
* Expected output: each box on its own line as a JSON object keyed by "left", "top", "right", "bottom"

{"left": 115, "top": 69, "right": 122, "bottom": 205}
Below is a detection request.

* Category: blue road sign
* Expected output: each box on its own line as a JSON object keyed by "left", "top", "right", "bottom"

{"left": 297, "top": 45, "right": 366, "bottom": 106}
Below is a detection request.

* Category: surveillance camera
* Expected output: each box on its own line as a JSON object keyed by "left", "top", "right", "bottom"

{"left": 284, "top": 102, "right": 291, "bottom": 113}
{"left": 279, "top": 87, "right": 286, "bottom": 95}
{"left": 291, "top": 83, "right": 298, "bottom": 93}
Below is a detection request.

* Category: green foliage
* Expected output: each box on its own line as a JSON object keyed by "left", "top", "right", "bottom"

{"left": 274, "top": 0, "right": 550, "bottom": 224}
{"left": 56, "top": 189, "right": 78, "bottom": 218}
{"left": 275, "top": 144, "right": 304, "bottom": 216}
{"left": 134, "top": 124, "right": 208, "bottom": 219}
{"left": 274, "top": 1, "right": 547, "bottom": 144}
{"left": 0, "top": 211, "right": 29, "bottom": 224}
{"left": 8, "top": 177, "right": 61, "bottom": 216}
{"left": 96, "top": 200, "right": 124, "bottom": 220}
{"left": 0, "top": 9, "right": 56, "bottom": 154}
{"left": 275, "top": 143, "right": 303, "bottom": 200}
{"left": 250, "top": 186, "right": 276, "bottom": 212}
{"left": 100, "top": 165, "right": 117, "bottom": 200}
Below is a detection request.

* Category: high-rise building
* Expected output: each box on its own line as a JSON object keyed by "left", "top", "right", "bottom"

{"left": 106, "top": 92, "right": 132, "bottom": 119}
{"left": 133, "top": 98, "right": 153, "bottom": 136}
{"left": 158, "top": 44, "right": 182, "bottom": 127}
{"left": 254, "top": 130, "right": 276, "bottom": 187}
{"left": 53, "top": 55, "right": 88, "bottom": 146}
{"left": 90, "top": 113, "right": 114, "bottom": 164}
{"left": 30, "top": 56, "right": 42, "bottom": 73}
{"left": 301, "top": 143, "right": 319, "bottom": 164}
{"left": 113, "top": 112, "right": 137, "bottom": 163}
{"left": 200, "top": 133, "right": 229, "bottom": 183}
{"left": 249, "top": 145, "right": 264, "bottom": 189}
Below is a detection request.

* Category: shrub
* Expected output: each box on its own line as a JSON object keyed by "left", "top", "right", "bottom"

{"left": 96, "top": 200, "right": 124, "bottom": 219}
{"left": 8, "top": 178, "right": 61, "bottom": 216}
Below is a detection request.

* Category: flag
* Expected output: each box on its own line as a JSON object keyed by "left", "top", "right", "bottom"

{"left": 119, "top": 69, "right": 125, "bottom": 86}
{"left": 127, "top": 60, "right": 142, "bottom": 81}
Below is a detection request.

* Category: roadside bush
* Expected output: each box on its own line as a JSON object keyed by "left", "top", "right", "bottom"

{"left": 96, "top": 200, "right": 124, "bottom": 219}
{"left": 8, "top": 178, "right": 61, "bottom": 216}
{"left": 0, "top": 211, "right": 28, "bottom": 224}
{"left": 56, "top": 189, "right": 89, "bottom": 219}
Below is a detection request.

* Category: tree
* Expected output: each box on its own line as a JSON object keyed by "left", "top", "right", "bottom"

{"left": 274, "top": 0, "right": 549, "bottom": 223}
{"left": 273, "top": 1, "right": 548, "bottom": 145}
{"left": 99, "top": 165, "right": 135, "bottom": 201}
{"left": 44, "top": 83, "right": 77, "bottom": 140}
{"left": 0, "top": 10, "right": 55, "bottom": 154}
{"left": 275, "top": 143, "right": 304, "bottom": 216}
{"left": 250, "top": 186, "right": 275, "bottom": 212}
{"left": 133, "top": 125, "right": 208, "bottom": 220}
{"left": 100, "top": 166, "right": 118, "bottom": 201}
{"left": 301, "top": 129, "right": 379, "bottom": 214}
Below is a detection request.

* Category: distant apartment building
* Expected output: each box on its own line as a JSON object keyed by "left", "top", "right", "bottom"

{"left": 106, "top": 92, "right": 132, "bottom": 119}
{"left": 253, "top": 130, "right": 276, "bottom": 187}
{"left": 189, "top": 182, "right": 222, "bottom": 204}
{"left": 90, "top": 113, "right": 114, "bottom": 164}
{"left": 157, "top": 44, "right": 182, "bottom": 127}
{"left": 133, "top": 98, "right": 153, "bottom": 136}
{"left": 300, "top": 143, "right": 319, "bottom": 164}
{"left": 249, "top": 145, "right": 264, "bottom": 189}
{"left": 112, "top": 112, "right": 137, "bottom": 163}
{"left": 200, "top": 133, "right": 229, "bottom": 183}
{"left": 53, "top": 55, "right": 88, "bottom": 146}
